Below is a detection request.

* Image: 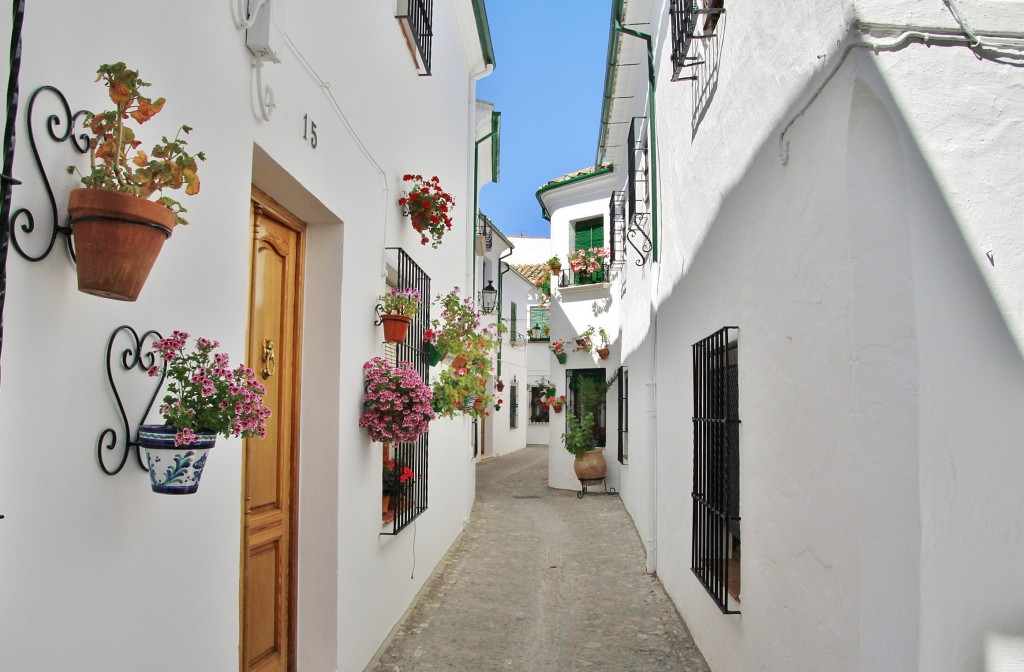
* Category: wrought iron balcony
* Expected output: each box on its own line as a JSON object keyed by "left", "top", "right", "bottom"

{"left": 557, "top": 263, "right": 610, "bottom": 289}
{"left": 669, "top": 0, "right": 725, "bottom": 81}
{"left": 396, "top": 0, "right": 434, "bottom": 76}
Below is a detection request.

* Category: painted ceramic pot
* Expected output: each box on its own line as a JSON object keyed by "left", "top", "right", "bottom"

{"left": 139, "top": 424, "right": 217, "bottom": 495}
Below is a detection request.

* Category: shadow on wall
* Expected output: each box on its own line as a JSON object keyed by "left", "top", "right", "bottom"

{"left": 652, "top": 44, "right": 1024, "bottom": 672}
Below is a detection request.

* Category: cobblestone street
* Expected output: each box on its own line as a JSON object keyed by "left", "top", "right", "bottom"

{"left": 367, "top": 445, "right": 710, "bottom": 671}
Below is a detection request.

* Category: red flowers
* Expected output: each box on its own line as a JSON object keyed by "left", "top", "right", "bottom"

{"left": 398, "top": 174, "right": 455, "bottom": 248}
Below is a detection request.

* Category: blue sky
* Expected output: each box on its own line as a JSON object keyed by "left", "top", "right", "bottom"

{"left": 477, "top": 1, "right": 613, "bottom": 238}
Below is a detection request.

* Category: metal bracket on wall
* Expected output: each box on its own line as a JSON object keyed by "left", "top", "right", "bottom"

{"left": 10, "top": 86, "right": 89, "bottom": 263}
{"left": 96, "top": 325, "right": 166, "bottom": 476}
{"left": 373, "top": 302, "right": 385, "bottom": 326}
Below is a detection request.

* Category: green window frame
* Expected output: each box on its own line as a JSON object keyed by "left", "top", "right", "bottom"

{"left": 574, "top": 217, "right": 604, "bottom": 251}
{"left": 510, "top": 302, "right": 518, "bottom": 341}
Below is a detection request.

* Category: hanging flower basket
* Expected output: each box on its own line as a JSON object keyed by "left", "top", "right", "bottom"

{"left": 426, "top": 342, "right": 445, "bottom": 367}
{"left": 69, "top": 189, "right": 176, "bottom": 301}
{"left": 381, "top": 314, "right": 412, "bottom": 343}
{"left": 555, "top": 352, "right": 567, "bottom": 365}
{"left": 551, "top": 400, "right": 564, "bottom": 414}
{"left": 139, "top": 424, "right": 217, "bottom": 495}
{"left": 597, "top": 347, "right": 610, "bottom": 360}
{"left": 451, "top": 354, "right": 468, "bottom": 370}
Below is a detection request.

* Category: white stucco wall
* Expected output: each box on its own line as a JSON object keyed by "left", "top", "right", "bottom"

{"left": 506, "top": 234, "right": 551, "bottom": 263}
{"left": 0, "top": 3, "right": 490, "bottom": 672}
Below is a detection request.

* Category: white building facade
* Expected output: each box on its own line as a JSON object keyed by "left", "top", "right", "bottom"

{"left": 539, "top": 1, "right": 1024, "bottom": 671}
{"left": 0, "top": 2, "right": 495, "bottom": 671}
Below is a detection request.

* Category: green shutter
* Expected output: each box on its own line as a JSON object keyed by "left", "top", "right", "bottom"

{"left": 574, "top": 217, "right": 604, "bottom": 251}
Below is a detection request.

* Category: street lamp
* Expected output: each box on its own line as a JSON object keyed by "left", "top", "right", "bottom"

{"left": 480, "top": 280, "right": 498, "bottom": 314}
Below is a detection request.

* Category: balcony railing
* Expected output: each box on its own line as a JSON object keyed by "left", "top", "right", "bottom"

{"left": 396, "top": 0, "right": 434, "bottom": 76}
{"left": 557, "top": 263, "right": 610, "bottom": 288}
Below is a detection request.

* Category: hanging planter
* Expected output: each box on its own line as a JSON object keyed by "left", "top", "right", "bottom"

{"left": 596, "top": 347, "right": 610, "bottom": 360}
{"left": 69, "top": 189, "right": 176, "bottom": 301}
{"left": 398, "top": 174, "right": 455, "bottom": 249}
{"left": 451, "top": 354, "right": 468, "bottom": 370}
{"left": 555, "top": 352, "right": 567, "bottom": 365}
{"left": 551, "top": 400, "right": 564, "bottom": 413}
{"left": 381, "top": 314, "right": 412, "bottom": 343}
{"left": 139, "top": 424, "right": 217, "bottom": 495}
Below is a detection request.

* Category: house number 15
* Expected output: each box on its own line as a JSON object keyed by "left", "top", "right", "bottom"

{"left": 302, "top": 114, "right": 318, "bottom": 149}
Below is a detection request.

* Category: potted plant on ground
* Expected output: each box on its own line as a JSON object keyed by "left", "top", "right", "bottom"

{"left": 382, "top": 457, "right": 415, "bottom": 523}
{"left": 377, "top": 287, "right": 421, "bottom": 343}
{"left": 545, "top": 255, "right": 562, "bottom": 276}
{"left": 69, "top": 62, "right": 206, "bottom": 301}
{"left": 358, "top": 357, "right": 435, "bottom": 454}
{"left": 562, "top": 410, "right": 605, "bottom": 481}
{"left": 549, "top": 339, "right": 568, "bottom": 364}
{"left": 398, "top": 174, "right": 455, "bottom": 248}
{"left": 139, "top": 331, "right": 270, "bottom": 494}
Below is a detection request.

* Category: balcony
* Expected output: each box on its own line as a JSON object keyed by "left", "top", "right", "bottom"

{"left": 557, "top": 262, "right": 611, "bottom": 291}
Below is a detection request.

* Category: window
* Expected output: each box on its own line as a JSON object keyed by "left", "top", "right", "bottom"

{"left": 626, "top": 118, "right": 653, "bottom": 267}
{"left": 510, "top": 381, "right": 519, "bottom": 429}
{"left": 529, "top": 305, "right": 550, "bottom": 340}
{"left": 617, "top": 366, "right": 629, "bottom": 464}
{"left": 529, "top": 386, "right": 550, "bottom": 424}
{"left": 691, "top": 326, "right": 740, "bottom": 612}
{"left": 510, "top": 302, "right": 518, "bottom": 341}
{"left": 574, "top": 217, "right": 604, "bottom": 251}
{"left": 669, "top": 0, "right": 725, "bottom": 82}
{"left": 567, "top": 369, "right": 607, "bottom": 448}
{"left": 395, "top": 0, "right": 434, "bottom": 76}
{"left": 382, "top": 248, "right": 431, "bottom": 535}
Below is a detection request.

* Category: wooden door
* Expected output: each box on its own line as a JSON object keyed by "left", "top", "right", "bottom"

{"left": 242, "top": 189, "right": 305, "bottom": 672}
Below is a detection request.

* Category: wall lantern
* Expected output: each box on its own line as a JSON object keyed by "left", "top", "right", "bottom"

{"left": 480, "top": 281, "right": 498, "bottom": 314}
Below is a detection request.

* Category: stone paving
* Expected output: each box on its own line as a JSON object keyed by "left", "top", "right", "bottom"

{"left": 366, "top": 445, "right": 711, "bottom": 672}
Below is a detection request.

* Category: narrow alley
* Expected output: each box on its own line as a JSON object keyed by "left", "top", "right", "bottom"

{"left": 367, "top": 446, "right": 710, "bottom": 671}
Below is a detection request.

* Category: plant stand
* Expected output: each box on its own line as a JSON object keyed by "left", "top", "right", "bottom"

{"left": 577, "top": 477, "right": 617, "bottom": 499}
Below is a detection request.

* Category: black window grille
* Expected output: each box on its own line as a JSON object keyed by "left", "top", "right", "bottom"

{"left": 609, "top": 191, "right": 626, "bottom": 269}
{"left": 567, "top": 369, "right": 607, "bottom": 448}
{"left": 626, "top": 117, "right": 653, "bottom": 267}
{"left": 529, "top": 306, "right": 550, "bottom": 341}
{"left": 510, "top": 381, "right": 519, "bottom": 429}
{"left": 617, "top": 366, "right": 629, "bottom": 464}
{"left": 510, "top": 302, "right": 518, "bottom": 341}
{"left": 382, "top": 248, "right": 430, "bottom": 535}
{"left": 669, "top": 0, "right": 725, "bottom": 81}
{"left": 691, "top": 326, "right": 740, "bottom": 612}
{"left": 396, "top": 0, "right": 434, "bottom": 76}
{"left": 529, "top": 386, "right": 549, "bottom": 424}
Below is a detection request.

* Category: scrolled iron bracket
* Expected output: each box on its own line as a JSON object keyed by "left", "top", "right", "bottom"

{"left": 10, "top": 85, "right": 89, "bottom": 263}
{"left": 96, "top": 326, "right": 166, "bottom": 476}
{"left": 373, "top": 302, "right": 385, "bottom": 326}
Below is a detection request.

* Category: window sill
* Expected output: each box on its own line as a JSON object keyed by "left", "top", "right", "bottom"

{"left": 558, "top": 282, "right": 612, "bottom": 297}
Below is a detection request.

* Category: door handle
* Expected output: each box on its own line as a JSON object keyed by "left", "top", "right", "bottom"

{"left": 262, "top": 338, "right": 276, "bottom": 379}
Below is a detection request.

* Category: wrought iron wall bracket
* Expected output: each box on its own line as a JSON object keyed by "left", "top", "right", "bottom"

{"left": 10, "top": 85, "right": 89, "bottom": 263}
{"left": 96, "top": 325, "right": 166, "bottom": 476}
{"left": 373, "top": 303, "right": 385, "bottom": 326}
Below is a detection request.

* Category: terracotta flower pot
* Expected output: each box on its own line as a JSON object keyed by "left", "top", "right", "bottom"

{"left": 382, "top": 494, "right": 391, "bottom": 515}
{"left": 381, "top": 314, "right": 412, "bottom": 343}
{"left": 68, "top": 188, "right": 176, "bottom": 301}
{"left": 573, "top": 449, "right": 607, "bottom": 481}
{"left": 551, "top": 401, "right": 564, "bottom": 414}
{"left": 451, "top": 354, "right": 468, "bottom": 370}
{"left": 496, "top": 382, "right": 504, "bottom": 392}
{"left": 597, "top": 347, "right": 610, "bottom": 360}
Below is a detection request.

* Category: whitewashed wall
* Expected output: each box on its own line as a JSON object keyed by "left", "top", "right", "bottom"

{"left": 0, "top": 2, "right": 489, "bottom": 672}
{"left": 488, "top": 268, "right": 530, "bottom": 456}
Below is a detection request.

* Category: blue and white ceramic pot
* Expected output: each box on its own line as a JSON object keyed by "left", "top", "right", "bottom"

{"left": 139, "top": 424, "right": 217, "bottom": 495}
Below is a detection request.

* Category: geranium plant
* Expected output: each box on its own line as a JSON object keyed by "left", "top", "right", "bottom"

{"left": 398, "top": 174, "right": 455, "bottom": 248}
{"left": 148, "top": 331, "right": 270, "bottom": 446}
{"left": 358, "top": 357, "right": 435, "bottom": 443}
{"left": 428, "top": 287, "right": 502, "bottom": 419}
{"left": 383, "top": 458, "right": 416, "bottom": 498}
{"left": 379, "top": 287, "right": 421, "bottom": 317}
{"left": 567, "top": 247, "right": 609, "bottom": 282}
{"left": 549, "top": 339, "right": 567, "bottom": 356}
{"left": 574, "top": 328, "right": 594, "bottom": 353}
{"left": 546, "top": 255, "right": 562, "bottom": 272}
{"left": 74, "top": 62, "right": 206, "bottom": 226}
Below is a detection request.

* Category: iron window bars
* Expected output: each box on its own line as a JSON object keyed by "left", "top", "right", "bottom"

{"left": 626, "top": 117, "right": 653, "bottom": 267}
{"left": 617, "top": 366, "right": 629, "bottom": 464}
{"left": 396, "top": 0, "right": 434, "bottom": 76}
{"left": 510, "top": 381, "right": 519, "bottom": 429}
{"left": 669, "top": 0, "right": 726, "bottom": 81}
{"left": 529, "top": 386, "right": 550, "bottom": 424}
{"left": 691, "top": 326, "right": 740, "bottom": 613}
{"left": 382, "top": 248, "right": 430, "bottom": 535}
{"left": 609, "top": 191, "right": 626, "bottom": 269}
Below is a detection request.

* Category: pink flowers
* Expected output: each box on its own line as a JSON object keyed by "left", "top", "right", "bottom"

{"left": 149, "top": 331, "right": 271, "bottom": 446}
{"left": 358, "top": 357, "right": 435, "bottom": 443}
{"left": 568, "top": 247, "right": 609, "bottom": 276}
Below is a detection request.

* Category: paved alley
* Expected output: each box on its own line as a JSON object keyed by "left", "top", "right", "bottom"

{"left": 367, "top": 445, "right": 710, "bottom": 671}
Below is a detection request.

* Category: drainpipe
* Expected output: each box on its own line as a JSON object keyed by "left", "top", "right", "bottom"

{"left": 613, "top": 17, "right": 661, "bottom": 574}
{"left": 614, "top": 20, "right": 660, "bottom": 263}
{"left": 471, "top": 111, "right": 500, "bottom": 302}
{"left": 496, "top": 252, "right": 513, "bottom": 378}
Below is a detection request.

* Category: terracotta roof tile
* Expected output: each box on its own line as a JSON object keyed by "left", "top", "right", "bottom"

{"left": 511, "top": 263, "right": 550, "bottom": 286}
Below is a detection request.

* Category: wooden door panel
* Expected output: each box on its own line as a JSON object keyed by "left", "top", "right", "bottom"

{"left": 243, "top": 192, "right": 304, "bottom": 672}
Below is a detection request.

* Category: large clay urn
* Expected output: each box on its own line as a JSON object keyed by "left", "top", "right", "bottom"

{"left": 573, "top": 449, "right": 607, "bottom": 481}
